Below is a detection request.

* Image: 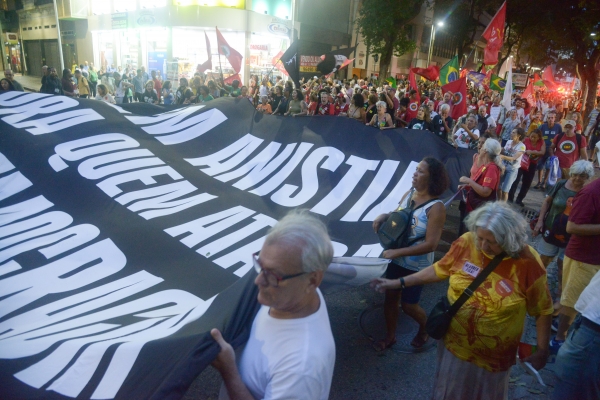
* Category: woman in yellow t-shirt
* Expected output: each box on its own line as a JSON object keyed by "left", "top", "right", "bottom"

{"left": 372, "top": 202, "right": 553, "bottom": 400}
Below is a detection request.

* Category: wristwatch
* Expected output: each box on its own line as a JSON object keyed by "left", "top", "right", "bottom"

{"left": 399, "top": 277, "right": 406, "bottom": 290}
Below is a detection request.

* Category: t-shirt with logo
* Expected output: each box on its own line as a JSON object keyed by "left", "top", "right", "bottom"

{"left": 433, "top": 233, "right": 553, "bottom": 372}
{"left": 143, "top": 90, "right": 158, "bottom": 104}
{"left": 453, "top": 127, "right": 480, "bottom": 149}
{"left": 539, "top": 122, "right": 562, "bottom": 153}
{"left": 553, "top": 133, "right": 587, "bottom": 169}
{"left": 406, "top": 100, "right": 419, "bottom": 121}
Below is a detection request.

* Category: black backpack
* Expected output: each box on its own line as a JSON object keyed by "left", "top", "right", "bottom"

{"left": 377, "top": 192, "right": 437, "bottom": 250}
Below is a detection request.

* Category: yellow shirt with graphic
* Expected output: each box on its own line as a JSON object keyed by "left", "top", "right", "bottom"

{"left": 433, "top": 233, "right": 553, "bottom": 372}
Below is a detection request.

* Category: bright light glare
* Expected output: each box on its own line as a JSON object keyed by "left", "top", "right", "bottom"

{"left": 437, "top": 21, "right": 444, "bottom": 27}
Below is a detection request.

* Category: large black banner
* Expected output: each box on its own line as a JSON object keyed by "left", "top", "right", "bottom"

{"left": 0, "top": 93, "right": 473, "bottom": 399}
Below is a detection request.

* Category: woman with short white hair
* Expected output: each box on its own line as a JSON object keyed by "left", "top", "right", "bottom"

{"left": 367, "top": 100, "right": 393, "bottom": 130}
{"left": 372, "top": 202, "right": 553, "bottom": 400}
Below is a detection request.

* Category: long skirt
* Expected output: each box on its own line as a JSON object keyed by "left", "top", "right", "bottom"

{"left": 431, "top": 344, "right": 510, "bottom": 400}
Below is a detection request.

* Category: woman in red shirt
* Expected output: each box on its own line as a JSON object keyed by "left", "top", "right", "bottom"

{"left": 508, "top": 129, "right": 546, "bottom": 205}
{"left": 457, "top": 138, "right": 504, "bottom": 234}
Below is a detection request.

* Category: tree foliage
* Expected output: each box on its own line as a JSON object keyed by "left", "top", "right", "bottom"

{"left": 434, "top": 0, "right": 503, "bottom": 65}
{"left": 355, "top": 0, "right": 424, "bottom": 78}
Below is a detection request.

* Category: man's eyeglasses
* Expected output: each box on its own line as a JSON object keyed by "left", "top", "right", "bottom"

{"left": 252, "top": 252, "right": 307, "bottom": 287}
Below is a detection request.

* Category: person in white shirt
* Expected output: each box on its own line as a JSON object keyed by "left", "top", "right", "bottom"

{"left": 553, "top": 270, "right": 600, "bottom": 400}
{"left": 211, "top": 210, "right": 336, "bottom": 400}
{"left": 94, "top": 84, "right": 115, "bottom": 104}
{"left": 452, "top": 115, "right": 480, "bottom": 149}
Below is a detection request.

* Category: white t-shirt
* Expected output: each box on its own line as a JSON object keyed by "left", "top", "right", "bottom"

{"left": 575, "top": 270, "right": 600, "bottom": 325}
{"left": 453, "top": 127, "right": 480, "bottom": 148}
{"left": 595, "top": 141, "right": 600, "bottom": 165}
{"left": 95, "top": 93, "right": 116, "bottom": 104}
{"left": 504, "top": 140, "right": 526, "bottom": 166}
{"left": 220, "top": 289, "right": 335, "bottom": 400}
{"left": 515, "top": 107, "right": 525, "bottom": 123}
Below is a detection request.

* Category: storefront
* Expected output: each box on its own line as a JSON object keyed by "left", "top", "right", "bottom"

{"left": 87, "top": 1, "right": 292, "bottom": 87}
{"left": 4, "top": 32, "right": 22, "bottom": 73}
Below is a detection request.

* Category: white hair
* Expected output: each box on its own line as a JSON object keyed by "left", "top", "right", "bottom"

{"left": 375, "top": 100, "right": 387, "bottom": 109}
{"left": 569, "top": 160, "right": 594, "bottom": 177}
{"left": 265, "top": 209, "right": 333, "bottom": 273}
{"left": 440, "top": 104, "right": 450, "bottom": 113}
{"left": 482, "top": 139, "right": 505, "bottom": 174}
{"left": 465, "top": 202, "right": 529, "bottom": 258}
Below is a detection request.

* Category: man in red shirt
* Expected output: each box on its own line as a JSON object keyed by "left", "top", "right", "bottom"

{"left": 552, "top": 175, "right": 600, "bottom": 349}
{"left": 552, "top": 120, "right": 588, "bottom": 179}
{"left": 333, "top": 93, "right": 348, "bottom": 115}
{"left": 152, "top": 70, "right": 162, "bottom": 103}
{"left": 405, "top": 89, "right": 419, "bottom": 122}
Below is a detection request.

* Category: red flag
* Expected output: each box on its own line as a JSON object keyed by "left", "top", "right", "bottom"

{"left": 409, "top": 69, "right": 420, "bottom": 102}
{"left": 216, "top": 27, "right": 243, "bottom": 73}
{"left": 542, "top": 66, "right": 559, "bottom": 91}
{"left": 460, "top": 68, "right": 468, "bottom": 79}
{"left": 326, "top": 58, "right": 354, "bottom": 78}
{"left": 481, "top": 1, "right": 506, "bottom": 65}
{"left": 410, "top": 65, "right": 440, "bottom": 81}
{"left": 223, "top": 73, "right": 241, "bottom": 85}
{"left": 196, "top": 31, "right": 213, "bottom": 73}
{"left": 442, "top": 78, "right": 467, "bottom": 120}
{"left": 522, "top": 83, "right": 535, "bottom": 108}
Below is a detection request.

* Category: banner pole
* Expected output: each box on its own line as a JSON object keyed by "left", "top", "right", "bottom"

{"left": 217, "top": 27, "right": 224, "bottom": 86}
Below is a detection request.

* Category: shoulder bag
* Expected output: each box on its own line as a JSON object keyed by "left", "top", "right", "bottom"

{"left": 377, "top": 191, "right": 437, "bottom": 250}
{"left": 425, "top": 252, "right": 506, "bottom": 340}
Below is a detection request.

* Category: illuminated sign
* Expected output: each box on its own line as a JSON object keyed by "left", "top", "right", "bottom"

{"left": 267, "top": 23, "right": 289, "bottom": 36}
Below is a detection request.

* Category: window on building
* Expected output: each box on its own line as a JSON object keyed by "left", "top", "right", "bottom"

{"left": 140, "top": 0, "right": 167, "bottom": 7}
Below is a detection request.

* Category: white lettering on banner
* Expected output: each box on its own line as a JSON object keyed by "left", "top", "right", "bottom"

{"left": 311, "top": 155, "right": 380, "bottom": 216}
{"left": 187, "top": 133, "right": 417, "bottom": 221}
{"left": 186, "top": 133, "right": 264, "bottom": 176}
{"left": 117, "top": 181, "right": 217, "bottom": 220}
{"left": 341, "top": 160, "right": 400, "bottom": 221}
{"left": 0, "top": 239, "right": 126, "bottom": 319}
{"left": 0, "top": 92, "right": 103, "bottom": 134}
{"left": 55, "top": 133, "right": 140, "bottom": 161}
{"left": 0, "top": 171, "right": 32, "bottom": 202}
{"left": 165, "top": 206, "right": 256, "bottom": 250}
{"left": 98, "top": 166, "right": 184, "bottom": 197}
{"left": 78, "top": 150, "right": 165, "bottom": 180}
{"left": 0, "top": 195, "right": 54, "bottom": 226}
{"left": 0, "top": 151, "right": 15, "bottom": 174}
{"left": 216, "top": 142, "right": 288, "bottom": 183}
{"left": 362, "top": 161, "right": 419, "bottom": 220}
{"left": 271, "top": 146, "right": 345, "bottom": 207}
{"left": 49, "top": 133, "right": 220, "bottom": 221}
{"left": 0, "top": 91, "right": 51, "bottom": 107}
{"left": 232, "top": 143, "right": 300, "bottom": 190}
{"left": 249, "top": 142, "right": 314, "bottom": 196}
{"left": 126, "top": 106, "right": 228, "bottom": 145}
{"left": 0, "top": 189, "right": 216, "bottom": 398}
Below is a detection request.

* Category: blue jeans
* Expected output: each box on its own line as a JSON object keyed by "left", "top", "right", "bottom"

{"left": 552, "top": 316, "right": 600, "bottom": 400}
{"left": 500, "top": 163, "right": 518, "bottom": 192}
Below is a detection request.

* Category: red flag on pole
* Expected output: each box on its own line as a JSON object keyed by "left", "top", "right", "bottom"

{"left": 522, "top": 83, "right": 536, "bottom": 108}
{"left": 410, "top": 65, "right": 440, "bottom": 81}
{"left": 542, "top": 66, "right": 559, "bottom": 91}
{"left": 271, "top": 51, "right": 289, "bottom": 77}
{"left": 409, "top": 69, "right": 420, "bottom": 101}
{"left": 216, "top": 27, "right": 243, "bottom": 73}
{"left": 442, "top": 77, "right": 467, "bottom": 120}
{"left": 196, "top": 31, "right": 213, "bottom": 73}
{"left": 481, "top": 1, "right": 506, "bottom": 65}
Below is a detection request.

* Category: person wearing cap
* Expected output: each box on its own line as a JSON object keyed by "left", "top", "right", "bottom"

{"left": 551, "top": 119, "right": 588, "bottom": 179}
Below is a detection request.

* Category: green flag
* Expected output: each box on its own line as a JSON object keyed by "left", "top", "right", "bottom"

{"left": 385, "top": 76, "right": 397, "bottom": 89}
{"left": 490, "top": 74, "right": 507, "bottom": 91}
{"left": 439, "top": 56, "right": 459, "bottom": 85}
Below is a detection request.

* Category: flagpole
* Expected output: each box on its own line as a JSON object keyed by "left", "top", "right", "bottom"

{"left": 461, "top": 46, "right": 476, "bottom": 70}
{"left": 216, "top": 27, "right": 224, "bottom": 85}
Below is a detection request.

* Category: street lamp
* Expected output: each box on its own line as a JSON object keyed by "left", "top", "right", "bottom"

{"left": 427, "top": 21, "right": 444, "bottom": 66}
